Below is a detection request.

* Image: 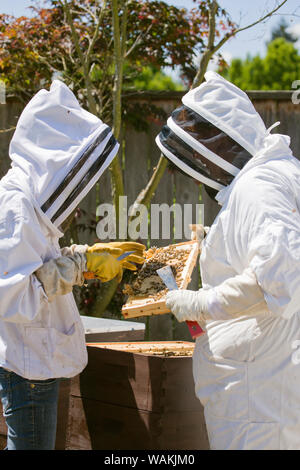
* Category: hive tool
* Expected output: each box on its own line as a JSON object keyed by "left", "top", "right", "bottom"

{"left": 156, "top": 265, "right": 205, "bottom": 339}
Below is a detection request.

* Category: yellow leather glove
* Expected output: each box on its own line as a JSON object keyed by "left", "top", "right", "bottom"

{"left": 84, "top": 252, "right": 123, "bottom": 283}
{"left": 87, "top": 242, "right": 146, "bottom": 271}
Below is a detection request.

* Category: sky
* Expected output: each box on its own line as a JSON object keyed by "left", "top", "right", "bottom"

{"left": 170, "top": 0, "right": 300, "bottom": 62}
{"left": 1, "top": 0, "right": 300, "bottom": 64}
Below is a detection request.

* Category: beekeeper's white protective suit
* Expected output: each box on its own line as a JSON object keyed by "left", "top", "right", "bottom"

{"left": 161, "top": 72, "right": 300, "bottom": 450}
{"left": 0, "top": 80, "right": 119, "bottom": 380}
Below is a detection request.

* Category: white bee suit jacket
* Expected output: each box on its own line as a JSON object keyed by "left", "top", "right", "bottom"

{"left": 195, "top": 152, "right": 300, "bottom": 450}
{"left": 187, "top": 74, "right": 300, "bottom": 450}
{"left": 0, "top": 80, "right": 119, "bottom": 380}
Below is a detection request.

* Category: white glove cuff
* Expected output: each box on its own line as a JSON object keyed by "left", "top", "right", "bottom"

{"left": 61, "top": 244, "right": 89, "bottom": 256}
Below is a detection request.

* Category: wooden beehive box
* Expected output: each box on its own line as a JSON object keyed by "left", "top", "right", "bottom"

{"left": 122, "top": 241, "right": 199, "bottom": 319}
{"left": 55, "top": 341, "right": 209, "bottom": 450}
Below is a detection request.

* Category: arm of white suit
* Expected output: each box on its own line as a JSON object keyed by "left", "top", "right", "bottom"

{"left": 34, "top": 247, "right": 88, "bottom": 302}
{"left": 0, "top": 197, "right": 89, "bottom": 323}
{"left": 165, "top": 267, "right": 268, "bottom": 323}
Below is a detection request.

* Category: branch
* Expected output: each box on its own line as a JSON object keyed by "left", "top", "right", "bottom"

{"left": 233, "top": 0, "right": 288, "bottom": 36}
{"left": 111, "top": 0, "right": 122, "bottom": 139}
{"left": 192, "top": 0, "right": 218, "bottom": 88}
{"left": 100, "top": 95, "right": 113, "bottom": 116}
{"left": 207, "top": 0, "right": 218, "bottom": 51}
{"left": 0, "top": 126, "right": 16, "bottom": 133}
{"left": 192, "top": 0, "right": 289, "bottom": 88}
{"left": 59, "top": 0, "right": 98, "bottom": 114}
{"left": 76, "top": 3, "right": 98, "bottom": 22}
{"left": 31, "top": 48, "right": 59, "bottom": 73}
{"left": 86, "top": 0, "right": 107, "bottom": 64}
{"left": 213, "top": 0, "right": 289, "bottom": 55}
{"left": 128, "top": 154, "right": 169, "bottom": 222}
{"left": 121, "top": 0, "right": 128, "bottom": 60}
{"left": 59, "top": 0, "right": 85, "bottom": 66}
{"left": 125, "top": 23, "right": 153, "bottom": 59}
{"left": 110, "top": 0, "right": 125, "bottom": 233}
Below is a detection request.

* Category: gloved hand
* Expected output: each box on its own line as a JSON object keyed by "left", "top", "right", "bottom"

{"left": 166, "top": 289, "right": 209, "bottom": 323}
{"left": 85, "top": 252, "right": 123, "bottom": 283}
{"left": 166, "top": 268, "right": 268, "bottom": 322}
{"left": 87, "top": 241, "right": 145, "bottom": 271}
{"left": 189, "top": 224, "right": 210, "bottom": 246}
{"left": 35, "top": 252, "right": 87, "bottom": 302}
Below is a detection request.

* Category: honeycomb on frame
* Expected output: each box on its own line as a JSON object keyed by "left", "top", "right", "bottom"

{"left": 121, "top": 241, "right": 199, "bottom": 319}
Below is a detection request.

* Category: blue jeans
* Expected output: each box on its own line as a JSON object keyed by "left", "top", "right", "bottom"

{"left": 0, "top": 368, "right": 60, "bottom": 450}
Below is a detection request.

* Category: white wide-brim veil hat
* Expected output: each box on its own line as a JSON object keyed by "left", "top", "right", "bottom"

{"left": 156, "top": 71, "right": 291, "bottom": 201}
{"left": 6, "top": 80, "right": 119, "bottom": 229}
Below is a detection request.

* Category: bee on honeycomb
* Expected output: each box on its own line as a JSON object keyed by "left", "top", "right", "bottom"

{"left": 123, "top": 245, "right": 192, "bottom": 301}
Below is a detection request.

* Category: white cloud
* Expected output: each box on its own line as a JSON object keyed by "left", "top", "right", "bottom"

{"left": 286, "top": 23, "right": 300, "bottom": 51}
{"left": 287, "top": 22, "right": 300, "bottom": 39}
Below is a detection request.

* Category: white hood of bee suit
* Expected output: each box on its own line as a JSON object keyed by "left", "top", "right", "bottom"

{"left": 182, "top": 72, "right": 293, "bottom": 205}
{"left": 2, "top": 79, "right": 119, "bottom": 230}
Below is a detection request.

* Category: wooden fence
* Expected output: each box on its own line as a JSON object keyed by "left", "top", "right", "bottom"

{"left": 1, "top": 90, "right": 300, "bottom": 340}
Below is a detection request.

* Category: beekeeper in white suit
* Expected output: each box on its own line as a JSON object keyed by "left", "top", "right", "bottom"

{"left": 0, "top": 80, "right": 145, "bottom": 450}
{"left": 156, "top": 71, "right": 300, "bottom": 450}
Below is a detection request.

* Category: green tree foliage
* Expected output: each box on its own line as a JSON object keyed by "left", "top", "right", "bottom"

{"left": 222, "top": 38, "right": 300, "bottom": 90}
{"left": 133, "top": 66, "right": 183, "bottom": 91}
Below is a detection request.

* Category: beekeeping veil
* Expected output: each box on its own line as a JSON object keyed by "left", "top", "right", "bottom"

{"left": 3, "top": 80, "right": 119, "bottom": 230}
{"left": 156, "top": 72, "right": 281, "bottom": 199}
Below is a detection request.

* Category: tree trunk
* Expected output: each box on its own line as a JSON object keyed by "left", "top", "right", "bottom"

{"left": 110, "top": 0, "right": 125, "bottom": 235}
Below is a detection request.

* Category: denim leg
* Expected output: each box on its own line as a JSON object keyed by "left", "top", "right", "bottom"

{"left": 0, "top": 368, "right": 60, "bottom": 450}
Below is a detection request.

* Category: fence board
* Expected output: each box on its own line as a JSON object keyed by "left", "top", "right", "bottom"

{"left": 78, "top": 186, "right": 98, "bottom": 245}
{"left": 277, "top": 101, "right": 300, "bottom": 159}
{"left": 0, "top": 99, "right": 23, "bottom": 178}
{"left": 124, "top": 127, "right": 150, "bottom": 208}
{"left": 124, "top": 126, "right": 150, "bottom": 247}
{"left": 146, "top": 120, "right": 175, "bottom": 340}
